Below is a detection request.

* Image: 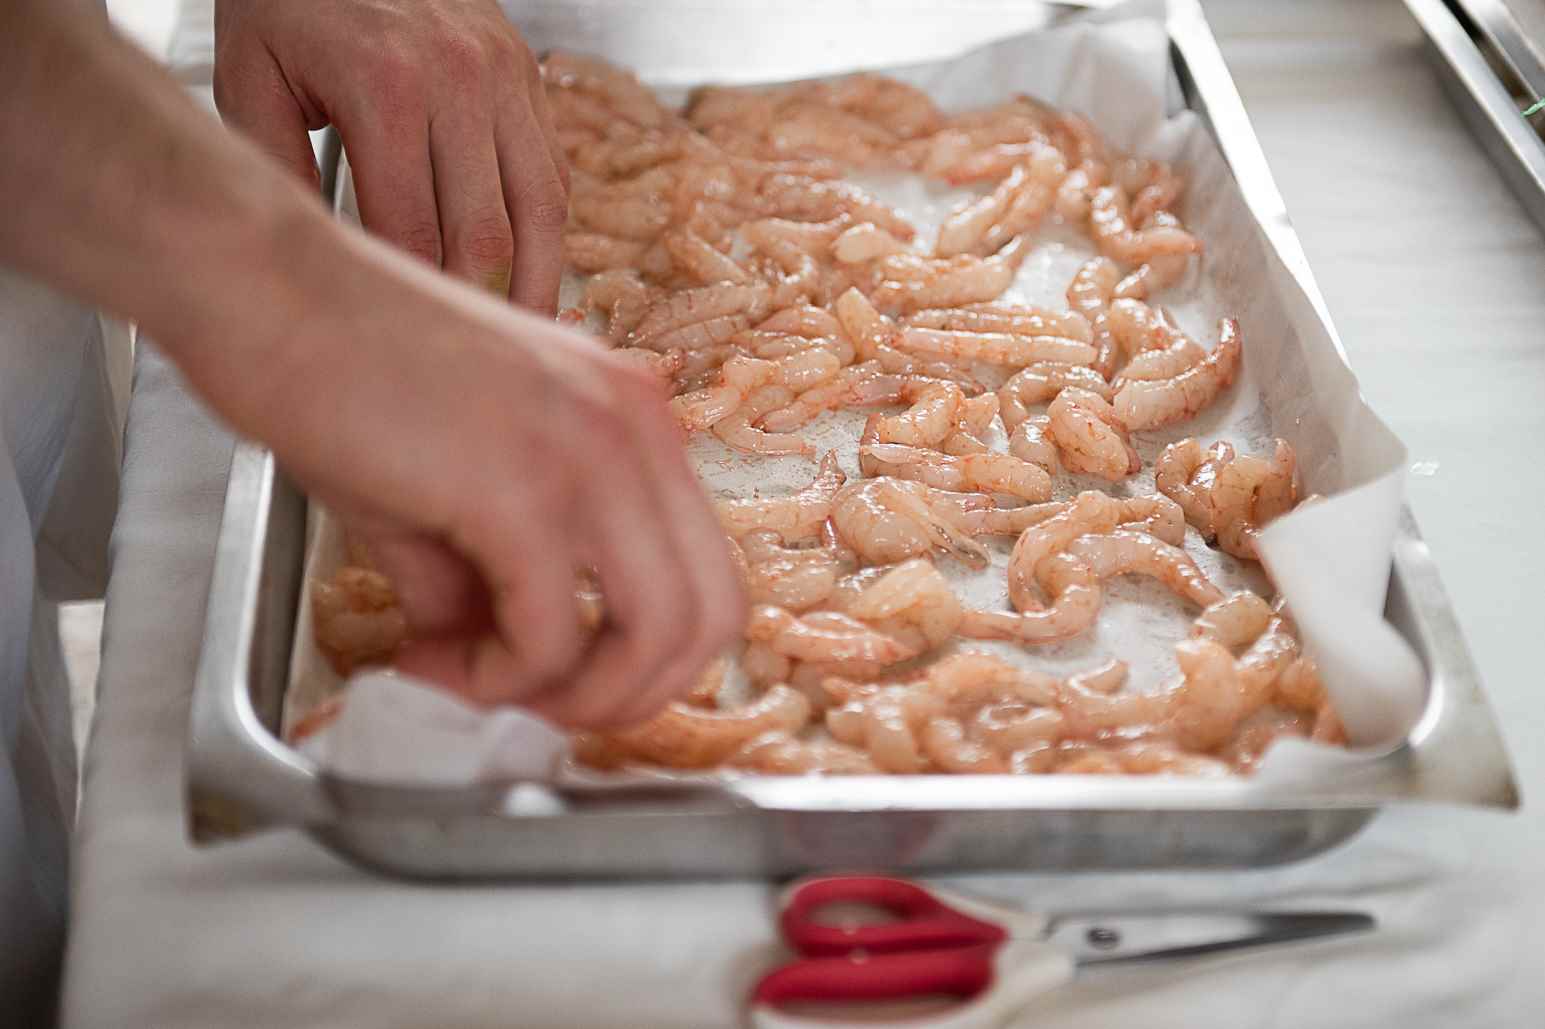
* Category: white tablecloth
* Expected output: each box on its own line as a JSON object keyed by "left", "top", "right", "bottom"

{"left": 62, "top": 2, "right": 1545, "bottom": 1026}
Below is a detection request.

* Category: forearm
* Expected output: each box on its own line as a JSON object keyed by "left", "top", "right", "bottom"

{"left": 0, "top": 0, "right": 338, "bottom": 409}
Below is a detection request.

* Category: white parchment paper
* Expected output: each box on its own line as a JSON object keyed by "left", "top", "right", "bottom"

{"left": 290, "top": 1, "right": 1425, "bottom": 784}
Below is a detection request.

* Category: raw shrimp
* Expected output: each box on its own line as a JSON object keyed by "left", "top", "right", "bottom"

{"left": 1068, "top": 658, "right": 1129, "bottom": 695}
{"left": 832, "top": 289, "right": 989, "bottom": 384}
{"left": 859, "top": 441, "right": 1053, "bottom": 503}
{"left": 1111, "top": 318, "right": 1242, "bottom": 430}
{"left": 1113, "top": 212, "right": 1192, "bottom": 300}
{"left": 713, "top": 385, "right": 815, "bottom": 455}
{"left": 311, "top": 567, "right": 407, "bottom": 676}
{"left": 739, "top": 531, "right": 844, "bottom": 611}
{"left": 630, "top": 282, "right": 772, "bottom": 350}
{"left": 1004, "top": 491, "right": 1119, "bottom": 608}
{"left": 728, "top": 732, "right": 878, "bottom": 774}
{"left": 999, "top": 364, "right": 1112, "bottom": 432}
{"left": 871, "top": 236, "right": 1031, "bottom": 314}
{"left": 1211, "top": 439, "right": 1299, "bottom": 559}
{"left": 748, "top": 235, "right": 823, "bottom": 308}
{"left": 1116, "top": 157, "right": 1185, "bottom": 224}
{"left": 837, "top": 559, "right": 964, "bottom": 654}
{"left": 895, "top": 327, "right": 1095, "bottom": 367}
{"left": 1154, "top": 438, "right": 1235, "bottom": 539}
{"left": 1166, "top": 638, "right": 1257, "bottom": 752}
{"left": 747, "top": 606, "right": 919, "bottom": 665}
{"left": 1112, "top": 741, "right": 1232, "bottom": 776}
{"left": 756, "top": 174, "right": 916, "bottom": 240}
{"left": 908, "top": 304, "right": 1092, "bottom": 343}
{"left": 586, "top": 686, "right": 812, "bottom": 769}
{"left": 828, "top": 477, "right": 992, "bottom": 568}
{"left": 565, "top": 232, "right": 648, "bottom": 274}
{"left": 832, "top": 223, "right": 910, "bottom": 263}
{"left": 1065, "top": 257, "right": 1124, "bottom": 379}
{"left": 716, "top": 452, "right": 845, "bottom": 541}
{"left": 1088, "top": 185, "right": 1204, "bottom": 266}
{"left": 545, "top": 51, "right": 673, "bottom": 129}
{"left": 1191, "top": 591, "right": 1274, "bottom": 650}
{"left": 611, "top": 347, "right": 684, "bottom": 380}
{"left": 868, "top": 382, "right": 964, "bottom": 446}
{"left": 670, "top": 351, "right": 839, "bottom": 431}
{"left": 1063, "top": 530, "right": 1224, "bottom": 610}
{"left": 959, "top": 554, "right": 1102, "bottom": 643}
{"left": 921, "top": 717, "right": 1009, "bottom": 773}
{"left": 570, "top": 191, "right": 672, "bottom": 241}
{"left": 814, "top": 73, "right": 944, "bottom": 139}
{"left": 934, "top": 144, "right": 1064, "bottom": 257}
{"left": 1113, "top": 494, "right": 1187, "bottom": 546}
{"left": 663, "top": 228, "right": 751, "bottom": 285}
{"left": 1046, "top": 387, "right": 1141, "bottom": 480}
{"left": 1008, "top": 417, "right": 1060, "bottom": 476}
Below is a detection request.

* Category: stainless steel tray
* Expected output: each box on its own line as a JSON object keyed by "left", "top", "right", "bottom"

{"left": 187, "top": 0, "right": 1518, "bottom": 879}
{"left": 1408, "top": 0, "right": 1545, "bottom": 236}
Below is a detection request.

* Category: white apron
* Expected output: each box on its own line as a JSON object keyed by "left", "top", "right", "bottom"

{"left": 0, "top": 267, "right": 121, "bottom": 1024}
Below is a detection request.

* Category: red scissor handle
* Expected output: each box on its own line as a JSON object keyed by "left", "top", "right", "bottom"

{"left": 751, "top": 942, "right": 999, "bottom": 1005}
{"left": 779, "top": 876, "right": 1007, "bottom": 956}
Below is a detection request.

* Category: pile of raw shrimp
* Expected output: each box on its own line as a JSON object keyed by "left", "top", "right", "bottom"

{"left": 307, "top": 52, "right": 1347, "bottom": 778}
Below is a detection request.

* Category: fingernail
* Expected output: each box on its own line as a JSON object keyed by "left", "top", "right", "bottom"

{"left": 483, "top": 265, "right": 513, "bottom": 297}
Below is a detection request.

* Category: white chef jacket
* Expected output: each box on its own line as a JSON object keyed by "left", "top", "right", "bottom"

{"left": 0, "top": 268, "right": 121, "bottom": 1025}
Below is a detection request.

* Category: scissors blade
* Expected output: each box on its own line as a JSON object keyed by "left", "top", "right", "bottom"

{"left": 1044, "top": 911, "right": 1375, "bottom": 966}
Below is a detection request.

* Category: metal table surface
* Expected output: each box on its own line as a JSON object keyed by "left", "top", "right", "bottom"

{"left": 63, "top": 1, "right": 1545, "bottom": 1026}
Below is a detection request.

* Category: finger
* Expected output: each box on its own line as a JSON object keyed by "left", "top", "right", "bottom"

{"left": 523, "top": 444, "right": 687, "bottom": 728}
{"left": 605, "top": 385, "right": 746, "bottom": 726}
{"left": 212, "top": 46, "right": 321, "bottom": 187}
{"left": 496, "top": 102, "right": 569, "bottom": 314}
{"left": 522, "top": 52, "right": 569, "bottom": 194}
{"left": 335, "top": 97, "right": 442, "bottom": 266}
{"left": 429, "top": 107, "right": 515, "bottom": 294}
{"left": 397, "top": 502, "right": 585, "bottom": 707}
{"left": 364, "top": 530, "right": 489, "bottom": 637}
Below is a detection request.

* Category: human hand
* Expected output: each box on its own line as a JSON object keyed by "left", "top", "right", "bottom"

{"left": 229, "top": 226, "right": 743, "bottom": 727}
{"left": 213, "top": 0, "right": 568, "bottom": 312}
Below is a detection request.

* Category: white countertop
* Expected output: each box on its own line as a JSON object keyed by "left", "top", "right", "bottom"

{"left": 63, "top": 2, "right": 1545, "bottom": 1026}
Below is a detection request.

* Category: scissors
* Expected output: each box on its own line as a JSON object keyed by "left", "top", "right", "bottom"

{"left": 749, "top": 875, "right": 1374, "bottom": 1029}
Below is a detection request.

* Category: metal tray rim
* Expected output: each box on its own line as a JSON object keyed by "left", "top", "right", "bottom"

{"left": 186, "top": 0, "right": 1519, "bottom": 847}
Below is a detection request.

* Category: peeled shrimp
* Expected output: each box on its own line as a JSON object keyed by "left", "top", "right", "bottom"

{"left": 739, "top": 531, "right": 844, "bottom": 611}
{"left": 1088, "top": 185, "right": 1203, "bottom": 266}
{"left": 1008, "top": 416, "right": 1061, "bottom": 476}
{"left": 895, "top": 326, "right": 1095, "bottom": 367}
{"left": 832, "top": 222, "right": 910, "bottom": 263}
{"left": 545, "top": 51, "right": 674, "bottom": 129}
{"left": 1112, "top": 318, "right": 1242, "bottom": 430}
{"left": 311, "top": 567, "right": 407, "bottom": 676}
{"left": 1046, "top": 387, "right": 1141, "bottom": 480}
{"left": 836, "top": 558, "right": 964, "bottom": 654}
{"left": 829, "top": 477, "right": 992, "bottom": 568}
{"left": 746, "top": 605, "right": 918, "bottom": 665}
{"left": 999, "top": 364, "right": 1112, "bottom": 432}
{"left": 868, "top": 381, "right": 964, "bottom": 447}
{"left": 713, "top": 384, "right": 815, "bottom": 455}
{"left": 935, "top": 144, "right": 1065, "bottom": 257}
{"left": 1063, "top": 530, "right": 1223, "bottom": 610}
{"left": 1154, "top": 438, "right": 1236, "bottom": 539}
{"left": 565, "top": 232, "right": 648, "bottom": 274}
{"left": 1113, "top": 212, "right": 1192, "bottom": 300}
{"left": 860, "top": 442, "right": 1053, "bottom": 502}
{"left": 630, "top": 282, "right": 772, "bottom": 351}
{"left": 756, "top": 174, "right": 916, "bottom": 240}
{"left": 905, "top": 304, "right": 1092, "bottom": 342}
{"left": 871, "top": 236, "right": 1031, "bottom": 314}
{"left": 584, "top": 686, "right": 811, "bottom": 769}
{"left": 716, "top": 451, "right": 845, "bottom": 541}
{"left": 663, "top": 228, "right": 750, "bottom": 285}
{"left": 727, "top": 732, "right": 878, "bottom": 774}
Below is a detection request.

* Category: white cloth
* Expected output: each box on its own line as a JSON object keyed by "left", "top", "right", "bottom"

{"left": 0, "top": 267, "right": 118, "bottom": 1023}
{"left": 60, "top": 1, "right": 1545, "bottom": 1027}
